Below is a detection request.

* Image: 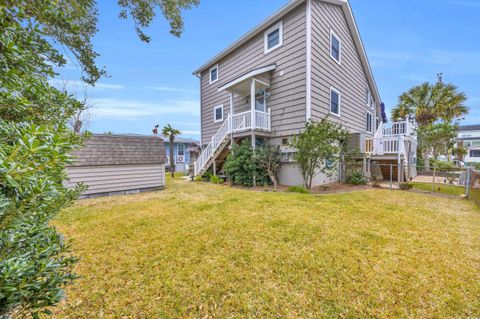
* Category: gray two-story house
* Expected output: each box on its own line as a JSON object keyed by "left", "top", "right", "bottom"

{"left": 193, "top": 0, "right": 417, "bottom": 186}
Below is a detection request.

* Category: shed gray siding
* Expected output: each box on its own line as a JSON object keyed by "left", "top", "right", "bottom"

{"left": 310, "top": 0, "right": 379, "bottom": 135}
{"left": 65, "top": 164, "right": 165, "bottom": 196}
{"left": 66, "top": 134, "right": 166, "bottom": 197}
{"left": 200, "top": 3, "right": 307, "bottom": 145}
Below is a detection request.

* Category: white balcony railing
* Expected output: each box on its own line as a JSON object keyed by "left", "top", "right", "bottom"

{"left": 367, "top": 121, "right": 416, "bottom": 156}
{"left": 194, "top": 109, "right": 271, "bottom": 176}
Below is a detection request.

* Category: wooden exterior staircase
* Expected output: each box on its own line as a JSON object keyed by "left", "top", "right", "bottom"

{"left": 194, "top": 110, "right": 271, "bottom": 177}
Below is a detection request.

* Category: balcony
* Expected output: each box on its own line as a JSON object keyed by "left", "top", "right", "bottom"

{"left": 365, "top": 121, "right": 416, "bottom": 156}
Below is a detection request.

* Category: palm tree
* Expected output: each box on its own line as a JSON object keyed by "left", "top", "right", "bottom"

{"left": 392, "top": 81, "right": 468, "bottom": 126}
{"left": 392, "top": 81, "right": 468, "bottom": 167}
{"left": 162, "top": 124, "right": 181, "bottom": 178}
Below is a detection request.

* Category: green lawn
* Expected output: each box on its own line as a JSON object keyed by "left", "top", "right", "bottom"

{"left": 411, "top": 182, "right": 466, "bottom": 196}
{"left": 53, "top": 180, "right": 480, "bottom": 318}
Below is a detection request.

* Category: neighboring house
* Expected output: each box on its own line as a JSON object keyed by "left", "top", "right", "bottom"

{"left": 162, "top": 137, "right": 200, "bottom": 173}
{"left": 192, "top": 0, "right": 416, "bottom": 186}
{"left": 457, "top": 125, "right": 480, "bottom": 163}
{"left": 65, "top": 134, "right": 166, "bottom": 198}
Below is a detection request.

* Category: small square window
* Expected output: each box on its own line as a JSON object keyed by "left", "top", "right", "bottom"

{"left": 330, "top": 30, "right": 341, "bottom": 63}
{"left": 330, "top": 87, "right": 340, "bottom": 116}
{"left": 282, "top": 138, "right": 289, "bottom": 146}
{"left": 209, "top": 65, "right": 218, "bottom": 84}
{"left": 264, "top": 21, "right": 283, "bottom": 54}
{"left": 214, "top": 105, "right": 223, "bottom": 123}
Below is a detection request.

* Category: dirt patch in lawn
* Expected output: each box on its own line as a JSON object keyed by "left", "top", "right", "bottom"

{"left": 227, "top": 182, "right": 371, "bottom": 194}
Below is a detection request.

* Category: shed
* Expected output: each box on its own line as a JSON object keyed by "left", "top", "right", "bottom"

{"left": 65, "top": 134, "right": 166, "bottom": 198}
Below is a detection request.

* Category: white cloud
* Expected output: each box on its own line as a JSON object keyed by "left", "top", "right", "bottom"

{"left": 49, "top": 79, "right": 124, "bottom": 91}
{"left": 149, "top": 86, "right": 198, "bottom": 94}
{"left": 181, "top": 130, "right": 201, "bottom": 135}
{"left": 90, "top": 98, "right": 200, "bottom": 120}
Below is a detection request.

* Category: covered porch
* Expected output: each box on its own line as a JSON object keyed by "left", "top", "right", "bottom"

{"left": 218, "top": 64, "right": 275, "bottom": 137}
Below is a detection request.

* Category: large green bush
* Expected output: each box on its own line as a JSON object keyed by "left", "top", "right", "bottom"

{"left": 224, "top": 140, "right": 270, "bottom": 187}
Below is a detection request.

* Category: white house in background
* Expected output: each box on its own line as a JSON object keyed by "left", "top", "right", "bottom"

{"left": 457, "top": 125, "right": 480, "bottom": 163}
{"left": 192, "top": 0, "right": 416, "bottom": 186}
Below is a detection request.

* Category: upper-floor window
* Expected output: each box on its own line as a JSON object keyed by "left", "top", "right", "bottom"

{"left": 366, "top": 88, "right": 373, "bottom": 108}
{"left": 330, "top": 87, "right": 341, "bottom": 116}
{"left": 209, "top": 65, "right": 219, "bottom": 84}
{"left": 214, "top": 104, "right": 224, "bottom": 123}
{"left": 367, "top": 112, "right": 373, "bottom": 133}
{"left": 264, "top": 21, "right": 283, "bottom": 54}
{"left": 330, "top": 30, "right": 341, "bottom": 63}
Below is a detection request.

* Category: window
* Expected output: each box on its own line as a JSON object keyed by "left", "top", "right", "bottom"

{"left": 366, "top": 88, "right": 373, "bottom": 108}
{"left": 264, "top": 21, "right": 283, "bottom": 54}
{"left": 366, "top": 112, "right": 373, "bottom": 133}
{"left": 209, "top": 65, "right": 218, "bottom": 84}
{"left": 282, "top": 138, "right": 289, "bottom": 146}
{"left": 177, "top": 144, "right": 185, "bottom": 157}
{"left": 470, "top": 150, "right": 480, "bottom": 158}
{"left": 330, "top": 87, "right": 341, "bottom": 116}
{"left": 255, "top": 94, "right": 266, "bottom": 112}
{"left": 330, "top": 30, "right": 341, "bottom": 63}
{"left": 213, "top": 105, "right": 223, "bottom": 123}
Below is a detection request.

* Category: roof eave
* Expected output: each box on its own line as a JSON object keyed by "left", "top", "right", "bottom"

{"left": 192, "top": 0, "right": 305, "bottom": 76}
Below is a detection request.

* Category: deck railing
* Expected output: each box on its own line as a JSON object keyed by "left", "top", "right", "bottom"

{"left": 369, "top": 121, "right": 415, "bottom": 156}
{"left": 194, "top": 109, "right": 271, "bottom": 176}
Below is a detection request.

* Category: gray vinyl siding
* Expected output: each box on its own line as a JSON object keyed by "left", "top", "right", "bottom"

{"left": 200, "top": 4, "right": 307, "bottom": 145}
{"left": 310, "top": 1, "right": 378, "bottom": 135}
{"left": 65, "top": 164, "right": 165, "bottom": 196}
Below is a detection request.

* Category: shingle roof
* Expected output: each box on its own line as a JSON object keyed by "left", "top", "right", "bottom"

{"left": 459, "top": 125, "right": 480, "bottom": 132}
{"left": 71, "top": 134, "right": 166, "bottom": 167}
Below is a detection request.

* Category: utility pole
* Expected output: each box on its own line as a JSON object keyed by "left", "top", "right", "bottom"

{"left": 437, "top": 72, "right": 443, "bottom": 83}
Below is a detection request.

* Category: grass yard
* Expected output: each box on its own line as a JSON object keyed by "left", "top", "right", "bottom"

{"left": 411, "top": 182, "right": 466, "bottom": 196}
{"left": 53, "top": 179, "right": 480, "bottom": 318}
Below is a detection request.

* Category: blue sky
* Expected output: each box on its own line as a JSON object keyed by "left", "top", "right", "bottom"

{"left": 54, "top": 0, "right": 480, "bottom": 139}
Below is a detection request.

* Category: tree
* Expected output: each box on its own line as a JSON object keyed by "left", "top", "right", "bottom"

{"left": 392, "top": 81, "right": 468, "bottom": 167}
{"left": 162, "top": 124, "right": 181, "bottom": 178}
{"left": 418, "top": 122, "right": 458, "bottom": 160}
{"left": 255, "top": 145, "right": 282, "bottom": 190}
{"left": 291, "top": 119, "right": 348, "bottom": 189}
{"left": 1, "top": 1, "right": 198, "bottom": 317}
{"left": 392, "top": 82, "right": 468, "bottom": 126}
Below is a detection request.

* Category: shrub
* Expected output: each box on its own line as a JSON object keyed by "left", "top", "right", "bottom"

{"left": 223, "top": 140, "right": 270, "bottom": 187}
{"left": 193, "top": 176, "right": 203, "bottom": 182}
{"left": 210, "top": 175, "right": 224, "bottom": 184}
{"left": 291, "top": 119, "right": 348, "bottom": 189}
{"left": 400, "top": 182, "right": 413, "bottom": 190}
{"left": 287, "top": 186, "right": 311, "bottom": 194}
{"left": 346, "top": 171, "right": 367, "bottom": 185}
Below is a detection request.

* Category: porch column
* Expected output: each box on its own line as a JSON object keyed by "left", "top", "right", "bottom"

{"left": 250, "top": 79, "right": 256, "bottom": 150}
{"left": 230, "top": 92, "right": 234, "bottom": 147}
{"left": 250, "top": 79, "right": 256, "bottom": 187}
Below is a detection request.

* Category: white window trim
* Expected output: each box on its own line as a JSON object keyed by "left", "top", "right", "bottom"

{"left": 213, "top": 104, "right": 224, "bottom": 123}
{"left": 366, "top": 88, "right": 373, "bottom": 108}
{"left": 330, "top": 29, "right": 342, "bottom": 65}
{"left": 329, "top": 87, "right": 341, "bottom": 117}
{"left": 177, "top": 143, "right": 185, "bottom": 157}
{"left": 209, "top": 64, "right": 219, "bottom": 84}
{"left": 264, "top": 21, "right": 283, "bottom": 54}
{"left": 366, "top": 111, "right": 373, "bottom": 133}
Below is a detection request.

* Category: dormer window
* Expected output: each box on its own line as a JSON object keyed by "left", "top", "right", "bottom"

{"left": 209, "top": 65, "right": 218, "bottom": 84}
{"left": 330, "top": 30, "right": 341, "bottom": 63}
{"left": 264, "top": 21, "right": 283, "bottom": 54}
